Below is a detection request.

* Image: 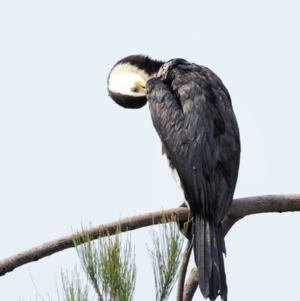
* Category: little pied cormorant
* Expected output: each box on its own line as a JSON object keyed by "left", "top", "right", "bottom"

{"left": 107, "top": 55, "right": 240, "bottom": 301}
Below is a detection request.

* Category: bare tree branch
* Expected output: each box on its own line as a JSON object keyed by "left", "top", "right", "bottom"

{"left": 0, "top": 208, "right": 189, "bottom": 277}
{"left": 0, "top": 194, "right": 299, "bottom": 280}
{"left": 183, "top": 266, "right": 198, "bottom": 301}
{"left": 182, "top": 194, "right": 300, "bottom": 301}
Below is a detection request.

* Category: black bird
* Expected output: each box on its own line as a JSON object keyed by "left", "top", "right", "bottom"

{"left": 107, "top": 55, "right": 240, "bottom": 301}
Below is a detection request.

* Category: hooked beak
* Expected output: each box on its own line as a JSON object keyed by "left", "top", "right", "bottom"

{"left": 135, "top": 81, "right": 146, "bottom": 90}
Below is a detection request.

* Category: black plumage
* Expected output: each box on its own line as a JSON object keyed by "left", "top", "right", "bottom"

{"left": 146, "top": 59, "right": 240, "bottom": 300}
{"left": 107, "top": 55, "right": 240, "bottom": 301}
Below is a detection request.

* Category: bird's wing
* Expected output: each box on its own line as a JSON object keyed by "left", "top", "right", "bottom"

{"left": 146, "top": 60, "right": 240, "bottom": 223}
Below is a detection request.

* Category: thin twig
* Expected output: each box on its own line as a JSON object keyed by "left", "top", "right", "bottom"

{"left": 176, "top": 239, "right": 193, "bottom": 301}
{"left": 1, "top": 194, "right": 300, "bottom": 278}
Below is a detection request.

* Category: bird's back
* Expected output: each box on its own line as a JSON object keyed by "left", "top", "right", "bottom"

{"left": 147, "top": 59, "right": 240, "bottom": 223}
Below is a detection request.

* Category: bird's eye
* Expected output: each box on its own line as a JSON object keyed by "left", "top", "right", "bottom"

{"left": 131, "top": 87, "right": 139, "bottom": 93}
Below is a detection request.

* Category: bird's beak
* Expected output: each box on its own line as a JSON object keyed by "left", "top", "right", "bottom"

{"left": 135, "top": 81, "right": 146, "bottom": 90}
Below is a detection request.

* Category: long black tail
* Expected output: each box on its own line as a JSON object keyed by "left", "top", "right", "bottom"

{"left": 194, "top": 214, "right": 227, "bottom": 301}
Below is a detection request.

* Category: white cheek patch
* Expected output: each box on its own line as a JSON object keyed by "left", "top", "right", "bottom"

{"left": 108, "top": 63, "right": 149, "bottom": 96}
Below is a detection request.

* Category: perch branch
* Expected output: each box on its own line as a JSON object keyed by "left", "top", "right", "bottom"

{"left": 0, "top": 194, "right": 299, "bottom": 279}
{"left": 0, "top": 208, "right": 189, "bottom": 277}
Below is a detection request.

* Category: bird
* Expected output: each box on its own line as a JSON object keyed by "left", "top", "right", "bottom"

{"left": 107, "top": 55, "right": 240, "bottom": 301}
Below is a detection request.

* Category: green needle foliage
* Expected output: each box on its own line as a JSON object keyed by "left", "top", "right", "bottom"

{"left": 73, "top": 230, "right": 102, "bottom": 299}
{"left": 73, "top": 225, "right": 136, "bottom": 301}
{"left": 148, "top": 215, "right": 189, "bottom": 301}
{"left": 60, "top": 266, "right": 89, "bottom": 301}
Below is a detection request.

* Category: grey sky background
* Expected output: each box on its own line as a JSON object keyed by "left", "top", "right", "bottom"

{"left": 1, "top": 1, "right": 300, "bottom": 300}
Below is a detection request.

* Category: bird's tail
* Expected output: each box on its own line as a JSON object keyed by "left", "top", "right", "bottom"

{"left": 194, "top": 214, "right": 227, "bottom": 301}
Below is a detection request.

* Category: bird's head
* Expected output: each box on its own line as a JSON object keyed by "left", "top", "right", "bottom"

{"left": 107, "top": 55, "right": 164, "bottom": 109}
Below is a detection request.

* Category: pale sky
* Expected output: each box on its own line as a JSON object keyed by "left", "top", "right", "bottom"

{"left": 1, "top": 1, "right": 300, "bottom": 300}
